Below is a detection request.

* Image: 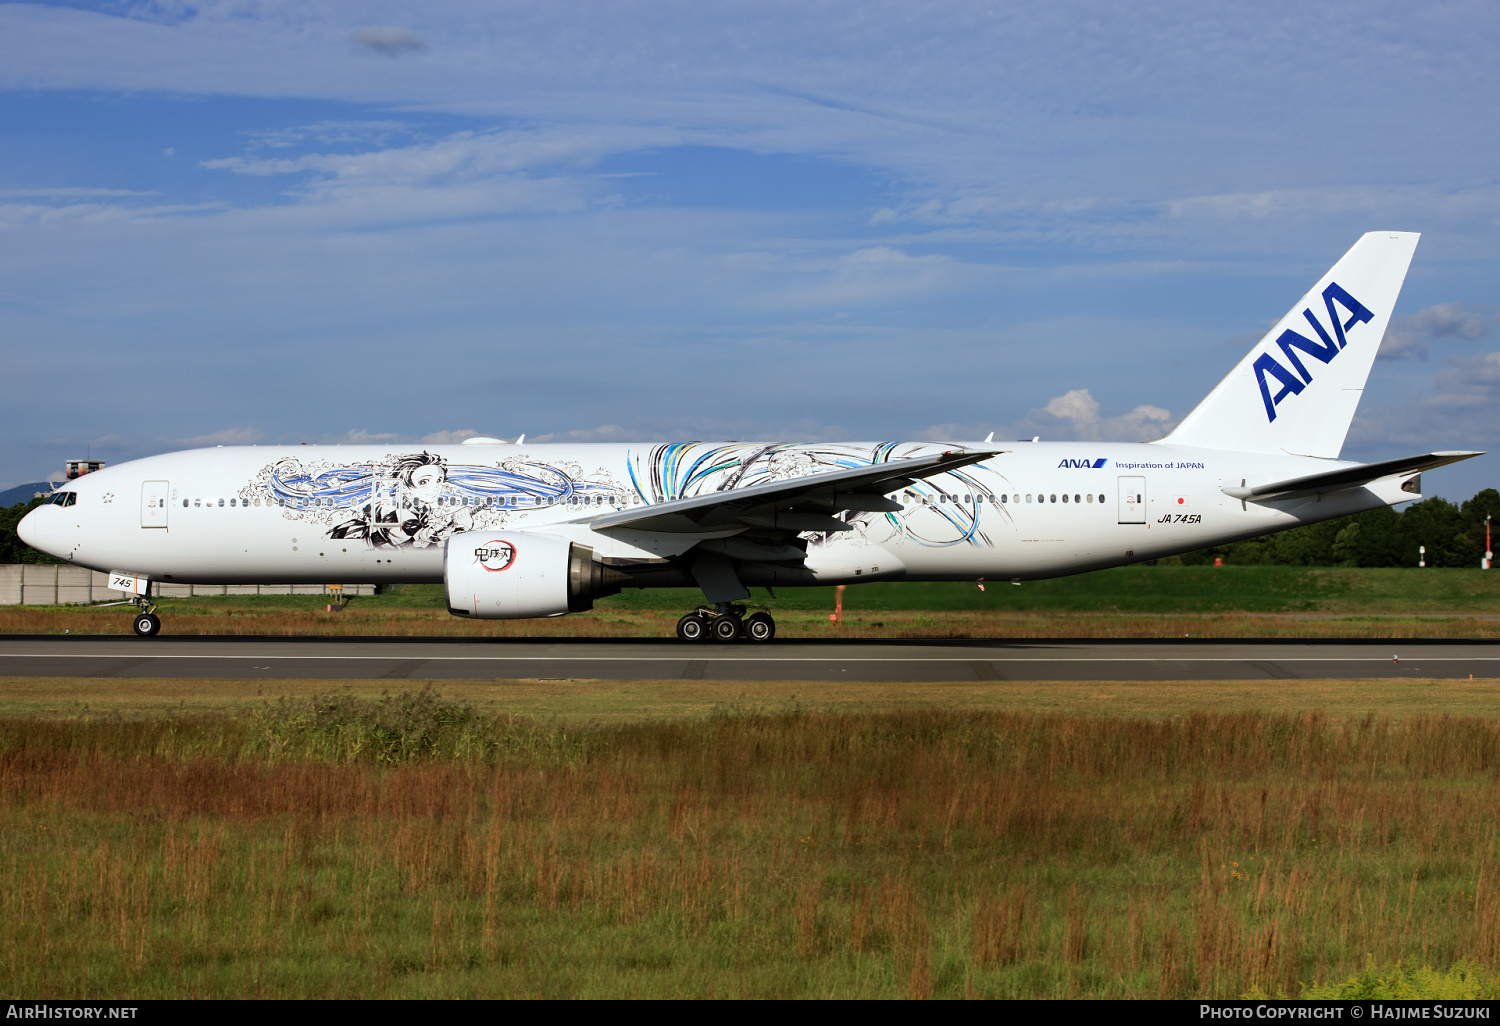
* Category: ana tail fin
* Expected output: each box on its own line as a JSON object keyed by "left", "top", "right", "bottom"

{"left": 1162, "top": 231, "right": 1419, "bottom": 458}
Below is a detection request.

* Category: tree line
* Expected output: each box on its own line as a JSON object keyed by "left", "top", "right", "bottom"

{"left": 0, "top": 497, "right": 57, "bottom": 563}
{"left": 5, "top": 490, "right": 1500, "bottom": 569}
{"left": 1170, "top": 489, "right": 1500, "bottom": 568}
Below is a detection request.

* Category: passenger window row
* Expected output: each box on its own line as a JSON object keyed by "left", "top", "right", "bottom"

{"left": 429, "top": 495, "right": 620, "bottom": 507}
{"left": 895, "top": 491, "right": 1109, "bottom": 506}
{"left": 166, "top": 489, "right": 1114, "bottom": 511}
{"left": 898, "top": 493, "right": 988, "bottom": 505}
{"left": 173, "top": 494, "right": 626, "bottom": 509}
{"left": 1012, "top": 493, "right": 1107, "bottom": 504}
{"left": 182, "top": 497, "right": 269, "bottom": 507}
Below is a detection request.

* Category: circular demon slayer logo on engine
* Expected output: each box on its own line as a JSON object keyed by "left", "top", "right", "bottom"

{"left": 473, "top": 540, "right": 517, "bottom": 572}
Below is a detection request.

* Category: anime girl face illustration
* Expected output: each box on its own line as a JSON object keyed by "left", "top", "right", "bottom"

{"left": 406, "top": 466, "right": 445, "bottom": 506}
{"left": 391, "top": 452, "right": 447, "bottom": 508}
{"left": 330, "top": 451, "right": 468, "bottom": 550}
{"left": 252, "top": 449, "right": 623, "bottom": 551}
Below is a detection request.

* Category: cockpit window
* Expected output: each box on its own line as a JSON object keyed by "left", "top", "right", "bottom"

{"left": 42, "top": 491, "right": 75, "bottom": 506}
{"left": 63, "top": 493, "right": 76, "bottom": 507}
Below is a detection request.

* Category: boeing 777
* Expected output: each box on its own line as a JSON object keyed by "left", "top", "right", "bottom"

{"left": 18, "top": 231, "right": 1481, "bottom": 641}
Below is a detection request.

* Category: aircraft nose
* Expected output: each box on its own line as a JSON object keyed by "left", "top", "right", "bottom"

{"left": 17, "top": 506, "right": 69, "bottom": 560}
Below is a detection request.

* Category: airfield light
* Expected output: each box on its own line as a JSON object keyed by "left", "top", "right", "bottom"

{"left": 1486, "top": 515, "right": 1492, "bottom": 570}
{"left": 1419, "top": 545, "right": 1426, "bottom": 568}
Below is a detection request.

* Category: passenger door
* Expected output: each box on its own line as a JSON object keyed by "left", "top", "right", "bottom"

{"left": 1117, "top": 476, "right": 1146, "bottom": 524}
{"left": 141, "top": 481, "right": 170, "bottom": 528}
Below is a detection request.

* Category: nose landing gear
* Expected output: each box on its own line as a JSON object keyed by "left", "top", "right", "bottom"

{"left": 128, "top": 581, "right": 161, "bottom": 638}
{"left": 675, "top": 604, "right": 777, "bottom": 643}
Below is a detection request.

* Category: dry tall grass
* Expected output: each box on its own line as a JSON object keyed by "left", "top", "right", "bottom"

{"left": 4, "top": 697, "right": 1500, "bottom": 997}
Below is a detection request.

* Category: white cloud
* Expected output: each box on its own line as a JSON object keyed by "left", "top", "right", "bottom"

{"left": 351, "top": 26, "right": 426, "bottom": 57}
{"left": 0, "top": 188, "right": 158, "bottom": 198}
{"left": 1041, "top": 389, "right": 1173, "bottom": 441}
{"left": 3, "top": 0, "right": 1497, "bottom": 213}
{"left": 1043, "top": 388, "right": 1101, "bottom": 426}
{"left": 316, "top": 429, "right": 482, "bottom": 445}
{"left": 244, "top": 120, "right": 413, "bottom": 150}
{"left": 763, "top": 246, "right": 978, "bottom": 309}
{"left": 190, "top": 124, "right": 694, "bottom": 227}
{"left": 330, "top": 429, "right": 405, "bottom": 445}
{"left": 0, "top": 198, "right": 225, "bottom": 229}
{"left": 1433, "top": 351, "right": 1500, "bottom": 405}
{"left": 528, "top": 424, "right": 629, "bottom": 444}
{"left": 529, "top": 418, "right": 855, "bottom": 444}
{"left": 1349, "top": 345, "right": 1500, "bottom": 456}
{"left": 176, "top": 426, "right": 268, "bottom": 446}
{"left": 921, "top": 388, "right": 1175, "bottom": 444}
{"left": 419, "top": 429, "right": 481, "bottom": 444}
{"left": 1380, "top": 303, "right": 1498, "bottom": 361}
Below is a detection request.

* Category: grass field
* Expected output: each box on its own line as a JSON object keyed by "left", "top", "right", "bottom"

{"left": 2, "top": 675, "right": 1498, "bottom": 721}
{"left": 7, "top": 567, "right": 1500, "bottom": 639}
{"left": 5, "top": 677, "right": 1500, "bottom": 998}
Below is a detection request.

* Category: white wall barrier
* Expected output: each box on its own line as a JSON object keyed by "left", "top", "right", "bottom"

{"left": 0, "top": 565, "right": 374, "bottom": 605}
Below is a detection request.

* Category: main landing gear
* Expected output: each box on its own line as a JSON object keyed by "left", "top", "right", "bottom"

{"left": 676, "top": 604, "right": 776, "bottom": 643}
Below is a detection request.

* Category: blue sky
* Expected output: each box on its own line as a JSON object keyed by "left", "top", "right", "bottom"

{"left": 1, "top": 0, "right": 1498, "bottom": 499}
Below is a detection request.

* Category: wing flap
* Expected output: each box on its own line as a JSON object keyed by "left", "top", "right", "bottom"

{"left": 1221, "top": 451, "right": 1483, "bottom": 502}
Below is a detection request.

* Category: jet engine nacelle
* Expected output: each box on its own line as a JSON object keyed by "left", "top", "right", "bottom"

{"left": 444, "top": 531, "right": 628, "bottom": 619}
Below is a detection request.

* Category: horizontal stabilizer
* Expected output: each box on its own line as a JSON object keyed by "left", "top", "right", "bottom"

{"left": 590, "top": 449, "right": 1003, "bottom": 536}
{"left": 1221, "top": 451, "right": 1483, "bottom": 502}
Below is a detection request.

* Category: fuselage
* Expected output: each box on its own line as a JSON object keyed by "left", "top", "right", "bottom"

{"left": 18, "top": 440, "right": 1408, "bottom": 589}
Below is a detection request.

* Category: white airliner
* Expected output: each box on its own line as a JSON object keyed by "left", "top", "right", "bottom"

{"left": 19, "top": 231, "right": 1482, "bottom": 641}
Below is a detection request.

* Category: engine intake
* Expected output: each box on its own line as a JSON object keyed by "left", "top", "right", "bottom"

{"left": 444, "top": 532, "right": 629, "bottom": 619}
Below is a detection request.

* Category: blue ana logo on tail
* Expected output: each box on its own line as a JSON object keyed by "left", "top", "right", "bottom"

{"left": 1253, "top": 282, "right": 1374, "bottom": 422}
{"left": 1057, "top": 458, "right": 1109, "bottom": 469}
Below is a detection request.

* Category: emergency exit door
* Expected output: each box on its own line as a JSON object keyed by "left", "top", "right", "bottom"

{"left": 1118, "top": 476, "right": 1146, "bottom": 524}
{"left": 141, "top": 481, "right": 169, "bottom": 528}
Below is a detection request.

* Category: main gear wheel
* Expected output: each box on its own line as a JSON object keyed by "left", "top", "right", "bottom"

{"left": 676, "top": 613, "right": 710, "bottom": 642}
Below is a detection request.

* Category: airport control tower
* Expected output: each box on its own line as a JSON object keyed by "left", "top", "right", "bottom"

{"left": 65, "top": 459, "right": 105, "bottom": 480}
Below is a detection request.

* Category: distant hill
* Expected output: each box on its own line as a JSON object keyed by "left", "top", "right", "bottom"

{"left": 0, "top": 482, "right": 53, "bottom": 507}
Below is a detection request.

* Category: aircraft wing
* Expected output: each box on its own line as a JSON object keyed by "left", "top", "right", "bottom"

{"left": 1221, "top": 451, "right": 1483, "bottom": 502}
{"left": 589, "top": 449, "right": 1005, "bottom": 535}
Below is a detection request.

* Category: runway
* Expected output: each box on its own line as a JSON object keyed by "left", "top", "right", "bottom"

{"left": 0, "top": 635, "right": 1496, "bottom": 681}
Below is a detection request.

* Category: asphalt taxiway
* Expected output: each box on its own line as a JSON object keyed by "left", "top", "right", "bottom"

{"left": 0, "top": 635, "right": 1495, "bottom": 681}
